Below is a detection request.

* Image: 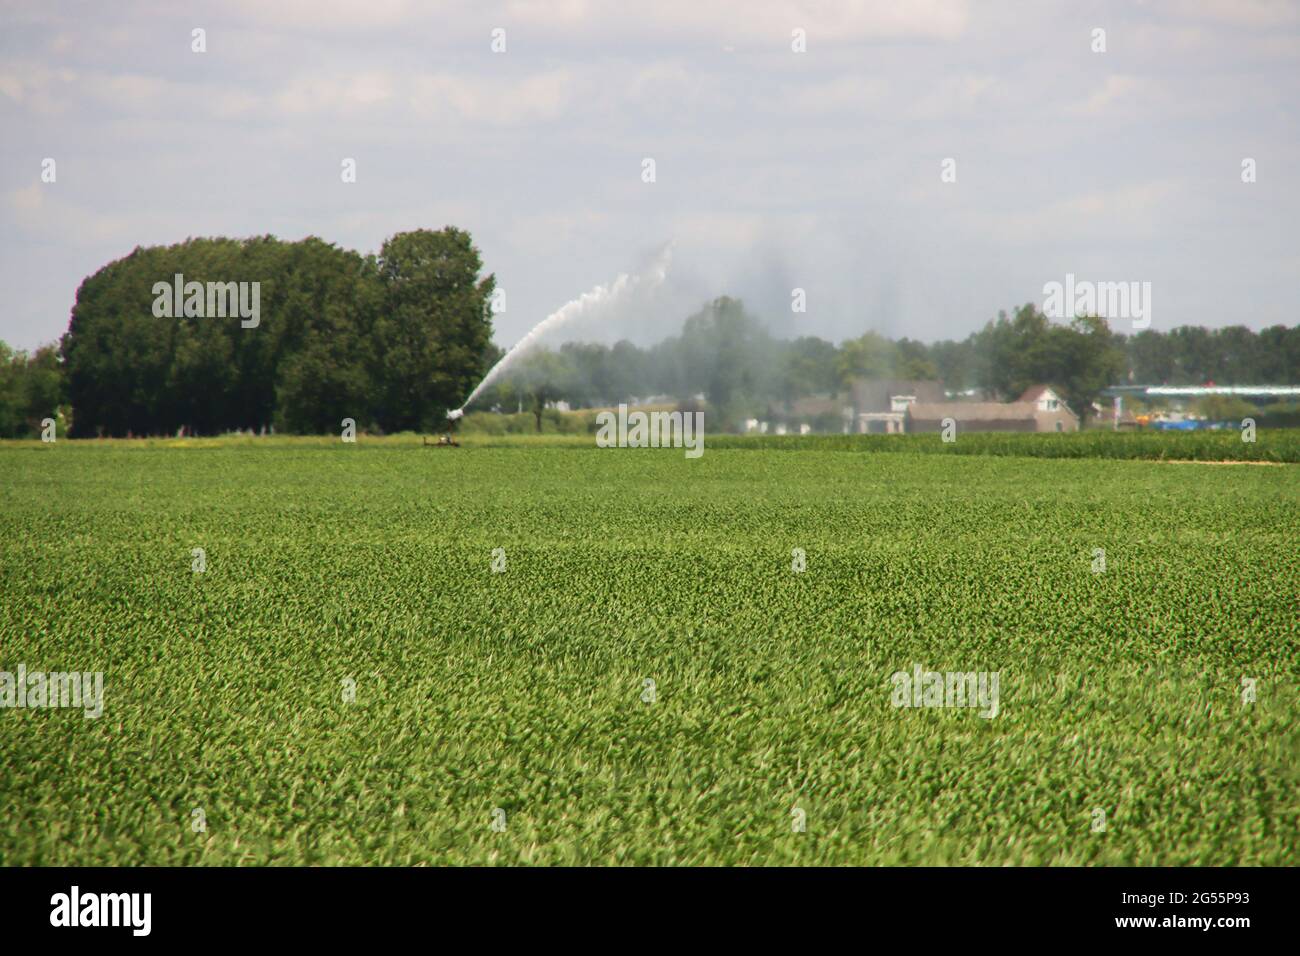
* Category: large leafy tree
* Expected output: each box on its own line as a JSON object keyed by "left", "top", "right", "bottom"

{"left": 893, "top": 337, "right": 940, "bottom": 381}
{"left": 679, "top": 297, "right": 777, "bottom": 427}
{"left": 781, "top": 336, "right": 839, "bottom": 403}
{"left": 930, "top": 338, "right": 974, "bottom": 392}
{"left": 274, "top": 245, "right": 382, "bottom": 433}
{"left": 1255, "top": 325, "right": 1300, "bottom": 383}
{"left": 972, "top": 304, "right": 1056, "bottom": 399}
{"left": 372, "top": 228, "right": 495, "bottom": 431}
{"left": 969, "top": 305, "right": 1124, "bottom": 422}
{"left": 512, "top": 348, "right": 574, "bottom": 432}
{"left": 1050, "top": 315, "right": 1126, "bottom": 424}
{"left": 58, "top": 230, "right": 494, "bottom": 435}
{"left": 1126, "top": 329, "right": 1176, "bottom": 383}
{"left": 835, "top": 331, "right": 896, "bottom": 388}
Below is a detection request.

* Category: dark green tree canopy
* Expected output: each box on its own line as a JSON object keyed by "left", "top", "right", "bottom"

{"left": 58, "top": 229, "right": 495, "bottom": 436}
{"left": 373, "top": 228, "right": 495, "bottom": 431}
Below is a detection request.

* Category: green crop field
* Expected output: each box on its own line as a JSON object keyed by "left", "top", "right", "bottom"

{"left": 1, "top": 437, "right": 1296, "bottom": 865}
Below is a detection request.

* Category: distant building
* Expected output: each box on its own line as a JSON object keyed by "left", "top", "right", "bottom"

{"left": 907, "top": 384, "right": 1079, "bottom": 433}
{"left": 1018, "top": 385, "right": 1080, "bottom": 430}
{"left": 1018, "top": 384, "right": 1062, "bottom": 412}
{"left": 772, "top": 380, "right": 1079, "bottom": 435}
{"left": 779, "top": 379, "right": 947, "bottom": 434}
{"left": 850, "top": 379, "right": 944, "bottom": 434}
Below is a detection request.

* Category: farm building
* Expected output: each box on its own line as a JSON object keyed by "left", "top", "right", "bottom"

{"left": 850, "top": 379, "right": 945, "bottom": 434}
{"left": 775, "top": 379, "right": 945, "bottom": 434}
{"left": 1016, "top": 384, "right": 1072, "bottom": 415}
{"left": 906, "top": 385, "right": 1080, "bottom": 433}
{"left": 774, "top": 381, "right": 1079, "bottom": 435}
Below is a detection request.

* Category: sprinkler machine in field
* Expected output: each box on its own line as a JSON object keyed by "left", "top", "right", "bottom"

{"left": 423, "top": 408, "right": 463, "bottom": 447}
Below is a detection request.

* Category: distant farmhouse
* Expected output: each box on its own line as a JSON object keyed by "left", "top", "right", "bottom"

{"left": 907, "top": 385, "right": 1079, "bottom": 433}
{"left": 775, "top": 381, "right": 1079, "bottom": 435}
{"left": 769, "top": 385, "right": 1076, "bottom": 437}
{"left": 850, "top": 378, "right": 945, "bottom": 433}
{"left": 781, "top": 378, "right": 942, "bottom": 434}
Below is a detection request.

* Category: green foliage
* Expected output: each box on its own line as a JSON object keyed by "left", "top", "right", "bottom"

{"left": 968, "top": 305, "right": 1126, "bottom": 422}
{"left": 0, "top": 440, "right": 1294, "bottom": 864}
{"left": 835, "top": 330, "right": 896, "bottom": 387}
{"left": 460, "top": 406, "right": 598, "bottom": 436}
{"left": 0, "top": 342, "right": 64, "bottom": 438}
{"left": 707, "top": 428, "right": 1300, "bottom": 462}
{"left": 677, "top": 296, "right": 777, "bottom": 429}
{"left": 58, "top": 230, "right": 494, "bottom": 436}
{"left": 473, "top": 306, "right": 1298, "bottom": 433}
{"left": 517, "top": 350, "right": 578, "bottom": 432}
{"left": 1126, "top": 323, "right": 1300, "bottom": 385}
{"left": 373, "top": 228, "right": 495, "bottom": 431}
{"left": 893, "top": 337, "right": 940, "bottom": 381}
{"left": 780, "top": 336, "right": 840, "bottom": 402}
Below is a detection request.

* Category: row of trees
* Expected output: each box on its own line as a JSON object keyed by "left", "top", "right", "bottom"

{"left": 48, "top": 228, "right": 494, "bottom": 437}
{"left": 0, "top": 343, "right": 62, "bottom": 438}
{"left": 3, "top": 237, "right": 1297, "bottom": 436}
{"left": 478, "top": 300, "right": 1299, "bottom": 428}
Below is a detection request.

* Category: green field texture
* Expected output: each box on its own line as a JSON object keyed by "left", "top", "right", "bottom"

{"left": 708, "top": 428, "right": 1300, "bottom": 462}
{"left": 13, "top": 426, "right": 1300, "bottom": 461}
{"left": 458, "top": 414, "right": 1300, "bottom": 462}
{"left": 1, "top": 438, "right": 1296, "bottom": 865}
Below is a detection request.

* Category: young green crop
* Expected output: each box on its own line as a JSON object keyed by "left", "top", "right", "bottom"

{"left": 0, "top": 438, "right": 1295, "bottom": 865}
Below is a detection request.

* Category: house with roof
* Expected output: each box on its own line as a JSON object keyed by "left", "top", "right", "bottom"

{"left": 773, "top": 381, "right": 1080, "bottom": 435}
{"left": 774, "top": 379, "right": 944, "bottom": 434}
{"left": 849, "top": 379, "right": 944, "bottom": 433}
{"left": 1018, "top": 385, "right": 1065, "bottom": 414}
{"left": 906, "top": 384, "right": 1080, "bottom": 433}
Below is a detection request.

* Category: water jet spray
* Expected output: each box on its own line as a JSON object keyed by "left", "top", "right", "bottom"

{"left": 447, "top": 243, "right": 673, "bottom": 419}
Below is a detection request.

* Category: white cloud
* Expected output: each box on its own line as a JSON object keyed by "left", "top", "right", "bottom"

{"left": 911, "top": 74, "right": 1000, "bottom": 119}
{"left": 983, "top": 182, "right": 1186, "bottom": 245}
{"left": 777, "top": 74, "right": 889, "bottom": 114}
{"left": 275, "top": 71, "right": 396, "bottom": 115}
{"left": 1074, "top": 75, "right": 1144, "bottom": 116}
{"left": 1163, "top": 0, "right": 1300, "bottom": 28}
{"left": 501, "top": 0, "right": 971, "bottom": 41}
{"left": 0, "top": 64, "right": 79, "bottom": 114}
{"left": 408, "top": 69, "right": 574, "bottom": 124}
{"left": 225, "top": 0, "right": 415, "bottom": 30}
{"left": 6, "top": 183, "right": 156, "bottom": 245}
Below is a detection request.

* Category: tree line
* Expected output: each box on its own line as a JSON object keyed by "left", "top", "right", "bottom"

{"left": 478, "top": 299, "right": 1300, "bottom": 429}
{"left": 1, "top": 236, "right": 1297, "bottom": 437}
{"left": 2, "top": 228, "right": 494, "bottom": 437}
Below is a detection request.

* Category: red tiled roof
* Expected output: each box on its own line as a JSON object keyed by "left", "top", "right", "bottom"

{"left": 1018, "top": 385, "right": 1053, "bottom": 402}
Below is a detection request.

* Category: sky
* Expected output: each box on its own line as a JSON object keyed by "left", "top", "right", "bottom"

{"left": 1, "top": 0, "right": 1297, "bottom": 352}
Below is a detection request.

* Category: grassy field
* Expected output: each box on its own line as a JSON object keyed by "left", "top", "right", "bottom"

{"left": 457, "top": 410, "right": 1300, "bottom": 463}
{"left": 708, "top": 428, "right": 1300, "bottom": 462}
{"left": 1, "top": 436, "right": 1296, "bottom": 865}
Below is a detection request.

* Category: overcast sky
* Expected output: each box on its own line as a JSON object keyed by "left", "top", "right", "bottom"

{"left": 2, "top": 0, "right": 1297, "bottom": 352}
